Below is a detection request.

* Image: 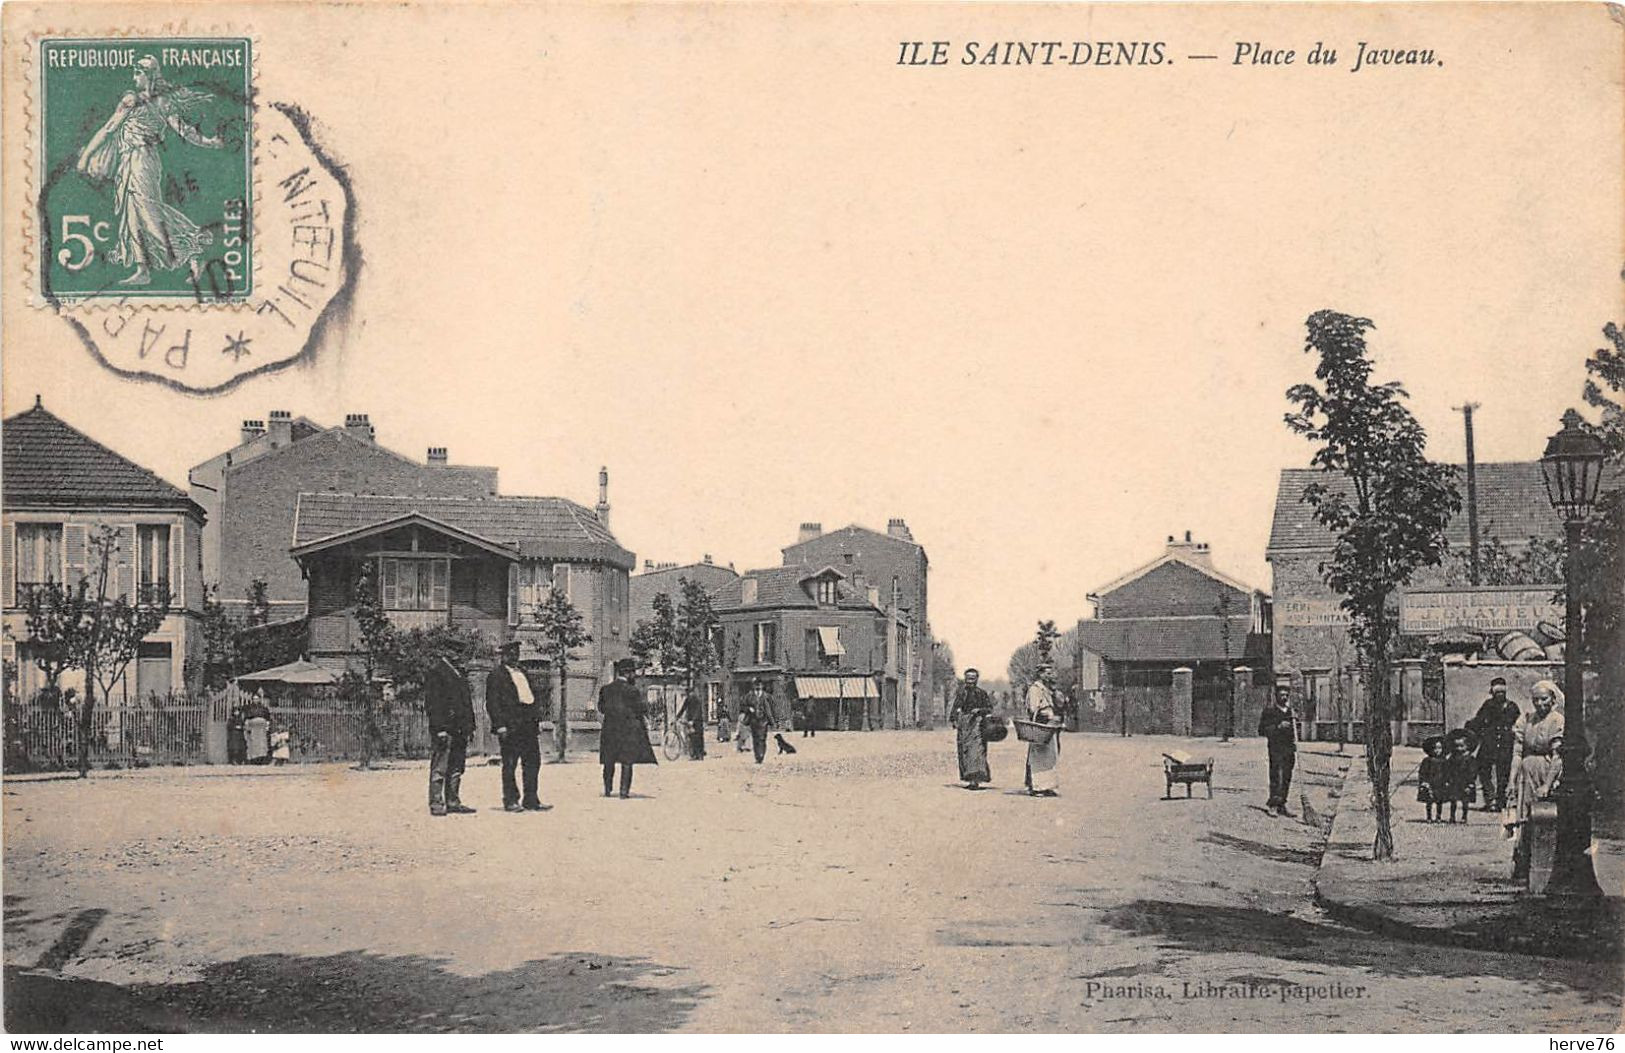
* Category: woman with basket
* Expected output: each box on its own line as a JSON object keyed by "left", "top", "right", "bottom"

{"left": 1020, "top": 664, "right": 1063, "bottom": 797}
{"left": 948, "top": 669, "right": 995, "bottom": 789}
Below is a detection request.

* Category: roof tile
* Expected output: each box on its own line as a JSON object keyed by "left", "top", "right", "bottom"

{"left": 3, "top": 403, "right": 198, "bottom": 513}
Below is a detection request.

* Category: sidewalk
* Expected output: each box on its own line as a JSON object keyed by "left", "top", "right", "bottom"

{"left": 1314, "top": 747, "right": 1623, "bottom": 961}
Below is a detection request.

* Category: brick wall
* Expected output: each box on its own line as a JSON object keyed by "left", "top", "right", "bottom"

{"left": 218, "top": 430, "right": 497, "bottom": 611}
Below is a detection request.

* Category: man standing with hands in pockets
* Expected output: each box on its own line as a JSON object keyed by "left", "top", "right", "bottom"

{"left": 426, "top": 654, "right": 476, "bottom": 817}
{"left": 487, "top": 642, "right": 547, "bottom": 812}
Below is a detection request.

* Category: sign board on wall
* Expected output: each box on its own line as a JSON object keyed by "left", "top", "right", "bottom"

{"left": 1277, "top": 598, "right": 1353, "bottom": 627}
{"left": 1399, "top": 587, "right": 1563, "bottom": 635}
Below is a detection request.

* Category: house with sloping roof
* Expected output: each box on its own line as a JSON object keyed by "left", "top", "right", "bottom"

{"left": 1076, "top": 532, "right": 1272, "bottom": 737}
{"left": 3, "top": 398, "right": 207, "bottom": 705}
{"left": 289, "top": 491, "right": 635, "bottom": 732}
{"left": 1265, "top": 461, "right": 1577, "bottom": 742}
{"left": 707, "top": 564, "right": 908, "bottom": 731}
{"left": 781, "top": 519, "right": 932, "bottom": 726}
{"left": 187, "top": 409, "right": 499, "bottom": 622}
{"left": 628, "top": 558, "right": 740, "bottom": 724}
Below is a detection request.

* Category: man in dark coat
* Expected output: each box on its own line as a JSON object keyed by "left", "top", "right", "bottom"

{"left": 598, "top": 659, "right": 657, "bottom": 797}
{"left": 740, "top": 678, "right": 775, "bottom": 764}
{"left": 1465, "top": 676, "right": 1521, "bottom": 811}
{"left": 1258, "top": 685, "right": 1297, "bottom": 817}
{"left": 486, "top": 642, "right": 546, "bottom": 812}
{"left": 424, "top": 655, "right": 475, "bottom": 816}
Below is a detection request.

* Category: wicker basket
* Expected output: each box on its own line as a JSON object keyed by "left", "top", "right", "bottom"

{"left": 1014, "top": 719, "right": 1062, "bottom": 744}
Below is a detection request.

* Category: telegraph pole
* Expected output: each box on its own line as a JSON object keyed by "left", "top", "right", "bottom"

{"left": 1455, "top": 402, "right": 1482, "bottom": 585}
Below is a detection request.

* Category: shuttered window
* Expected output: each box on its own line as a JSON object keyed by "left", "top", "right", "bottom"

{"left": 380, "top": 557, "right": 450, "bottom": 611}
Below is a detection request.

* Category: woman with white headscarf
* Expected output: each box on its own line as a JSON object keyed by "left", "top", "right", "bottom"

{"left": 1504, "top": 679, "right": 1565, "bottom": 880}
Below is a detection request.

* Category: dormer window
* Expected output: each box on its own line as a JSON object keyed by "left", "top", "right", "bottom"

{"left": 815, "top": 577, "right": 838, "bottom": 605}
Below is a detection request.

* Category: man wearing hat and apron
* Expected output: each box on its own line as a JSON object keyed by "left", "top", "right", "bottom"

{"left": 487, "top": 641, "right": 547, "bottom": 812}
{"left": 1466, "top": 677, "right": 1521, "bottom": 811}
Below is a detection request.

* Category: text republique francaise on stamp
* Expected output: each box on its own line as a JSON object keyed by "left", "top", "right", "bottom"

{"left": 28, "top": 33, "right": 354, "bottom": 394}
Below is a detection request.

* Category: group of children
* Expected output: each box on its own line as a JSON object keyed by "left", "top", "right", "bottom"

{"left": 1416, "top": 730, "right": 1478, "bottom": 823}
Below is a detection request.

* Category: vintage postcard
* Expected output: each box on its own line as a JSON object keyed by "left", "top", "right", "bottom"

{"left": 1, "top": 0, "right": 1622, "bottom": 1040}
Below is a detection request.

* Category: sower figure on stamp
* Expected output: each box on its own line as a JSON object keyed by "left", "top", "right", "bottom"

{"left": 599, "top": 659, "right": 657, "bottom": 797}
{"left": 425, "top": 655, "right": 476, "bottom": 817}
{"left": 487, "top": 642, "right": 547, "bottom": 812}
{"left": 1258, "top": 685, "right": 1297, "bottom": 817}
{"left": 1465, "top": 676, "right": 1520, "bottom": 811}
{"left": 75, "top": 55, "right": 222, "bottom": 286}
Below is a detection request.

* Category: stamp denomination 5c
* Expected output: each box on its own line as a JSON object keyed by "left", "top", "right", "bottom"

{"left": 38, "top": 38, "right": 253, "bottom": 302}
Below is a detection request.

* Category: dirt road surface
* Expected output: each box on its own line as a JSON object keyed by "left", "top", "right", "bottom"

{"left": 4, "top": 731, "right": 1619, "bottom": 1032}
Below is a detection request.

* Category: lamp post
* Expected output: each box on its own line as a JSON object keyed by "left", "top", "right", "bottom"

{"left": 1539, "top": 409, "right": 1606, "bottom": 899}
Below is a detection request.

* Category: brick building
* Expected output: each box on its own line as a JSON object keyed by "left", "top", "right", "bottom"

{"left": 780, "top": 519, "right": 931, "bottom": 726}
{"left": 290, "top": 491, "right": 635, "bottom": 733}
{"left": 1266, "top": 462, "right": 1570, "bottom": 742}
{"left": 3, "top": 399, "right": 206, "bottom": 703}
{"left": 709, "top": 564, "right": 908, "bottom": 731}
{"left": 628, "top": 557, "right": 740, "bottom": 722}
{"left": 188, "top": 411, "right": 497, "bottom": 621}
{"left": 1077, "top": 532, "right": 1272, "bottom": 736}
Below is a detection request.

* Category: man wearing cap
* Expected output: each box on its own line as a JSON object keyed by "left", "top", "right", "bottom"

{"left": 1466, "top": 677, "right": 1521, "bottom": 811}
{"left": 425, "top": 654, "right": 476, "bottom": 817}
{"left": 487, "top": 642, "right": 546, "bottom": 812}
{"left": 599, "top": 659, "right": 657, "bottom": 797}
{"left": 1258, "top": 685, "right": 1297, "bottom": 817}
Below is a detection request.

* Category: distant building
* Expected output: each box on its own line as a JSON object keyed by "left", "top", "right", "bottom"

{"left": 1266, "top": 462, "right": 1571, "bottom": 743}
{"left": 628, "top": 557, "right": 740, "bottom": 721}
{"left": 188, "top": 410, "right": 498, "bottom": 621}
{"left": 3, "top": 399, "right": 206, "bottom": 703}
{"left": 1078, "top": 532, "right": 1272, "bottom": 737}
{"left": 709, "top": 564, "right": 908, "bottom": 731}
{"left": 781, "top": 519, "right": 931, "bottom": 726}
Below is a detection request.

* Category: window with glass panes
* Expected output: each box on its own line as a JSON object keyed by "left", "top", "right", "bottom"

{"left": 380, "top": 557, "right": 450, "bottom": 611}
{"left": 14, "top": 523, "right": 64, "bottom": 599}
{"left": 136, "top": 524, "right": 170, "bottom": 604}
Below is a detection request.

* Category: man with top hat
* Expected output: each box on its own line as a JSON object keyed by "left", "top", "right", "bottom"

{"left": 486, "top": 641, "right": 547, "bottom": 812}
{"left": 598, "top": 659, "right": 657, "bottom": 797}
{"left": 425, "top": 653, "right": 476, "bottom": 816}
{"left": 1466, "top": 676, "right": 1521, "bottom": 811}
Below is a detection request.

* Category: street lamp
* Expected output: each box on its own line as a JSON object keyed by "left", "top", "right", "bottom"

{"left": 1539, "top": 409, "right": 1606, "bottom": 899}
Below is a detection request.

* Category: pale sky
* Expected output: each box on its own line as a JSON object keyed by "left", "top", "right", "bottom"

{"left": 4, "top": 3, "right": 1622, "bottom": 675}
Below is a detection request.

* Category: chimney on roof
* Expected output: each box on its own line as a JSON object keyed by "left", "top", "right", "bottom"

{"left": 798, "top": 522, "right": 823, "bottom": 544}
{"left": 643, "top": 560, "right": 654, "bottom": 572}
{"left": 241, "top": 419, "right": 266, "bottom": 445}
{"left": 703, "top": 554, "right": 713, "bottom": 565}
{"left": 868, "top": 585, "right": 882, "bottom": 608}
{"left": 343, "top": 413, "right": 374, "bottom": 443}
{"left": 1166, "top": 531, "right": 1214, "bottom": 568}
{"left": 887, "top": 518, "right": 913, "bottom": 541}
{"left": 596, "top": 466, "right": 611, "bottom": 528}
{"left": 267, "top": 410, "right": 293, "bottom": 447}
{"left": 427, "top": 446, "right": 448, "bottom": 465}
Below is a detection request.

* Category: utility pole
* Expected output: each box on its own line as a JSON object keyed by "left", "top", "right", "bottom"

{"left": 1455, "top": 402, "right": 1482, "bottom": 585}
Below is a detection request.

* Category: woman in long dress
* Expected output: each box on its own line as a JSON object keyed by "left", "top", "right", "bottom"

{"left": 1024, "top": 668, "right": 1061, "bottom": 797}
{"left": 75, "top": 55, "right": 222, "bottom": 286}
{"left": 949, "top": 669, "right": 993, "bottom": 789}
{"left": 1504, "top": 679, "right": 1565, "bottom": 880}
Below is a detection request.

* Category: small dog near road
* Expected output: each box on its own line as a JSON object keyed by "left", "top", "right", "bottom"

{"left": 774, "top": 733, "right": 797, "bottom": 755}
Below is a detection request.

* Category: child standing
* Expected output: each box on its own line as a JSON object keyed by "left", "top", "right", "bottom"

{"left": 1417, "top": 736, "right": 1447, "bottom": 823}
{"left": 1443, "top": 733, "right": 1478, "bottom": 824}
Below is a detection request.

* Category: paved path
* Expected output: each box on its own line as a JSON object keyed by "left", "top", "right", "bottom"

{"left": 4, "top": 732, "right": 1619, "bottom": 1032}
{"left": 1316, "top": 745, "right": 1624, "bottom": 961}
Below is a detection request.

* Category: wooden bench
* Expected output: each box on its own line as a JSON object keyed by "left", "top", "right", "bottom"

{"left": 1163, "top": 754, "right": 1214, "bottom": 799}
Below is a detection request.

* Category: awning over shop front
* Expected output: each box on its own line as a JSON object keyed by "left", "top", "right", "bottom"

{"left": 793, "top": 676, "right": 878, "bottom": 700}
{"left": 816, "top": 626, "right": 846, "bottom": 657}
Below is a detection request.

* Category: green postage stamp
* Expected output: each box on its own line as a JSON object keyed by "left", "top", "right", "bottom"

{"left": 38, "top": 38, "right": 253, "bottom": 302}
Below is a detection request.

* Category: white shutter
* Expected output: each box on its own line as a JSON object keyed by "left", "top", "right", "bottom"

{"left": 380, "top": 558, "right": 398, "bottom": 609}
{"left": 115, "top": 524, "right": 136, "bottom": 601}
{"left": 556, "top": 563, "right": 572, "bottom": 602}
{"left": 2, "top": 522, "right": 14, "bottom": 606}
{"left": 64, "top": 524, "right": 88, "bottom": 588}
{"left": 431, "top": 559, "right": 449, "bottom": 610}
{"left": 508, "top": 563, "right": 520, "bottom": 625}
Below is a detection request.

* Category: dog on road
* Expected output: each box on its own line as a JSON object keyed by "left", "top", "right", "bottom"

{"left": 774, "top": 733, "right": 797, "bottom": 755}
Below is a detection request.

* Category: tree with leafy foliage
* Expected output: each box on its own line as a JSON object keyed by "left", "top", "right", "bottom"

{"left": 348, "top": 563, "right": 396, "bottom": 770}
{"left": 23, "top": 526, "right": 170, "bottom": 777}
{"left": 1443, "top": 528, "right": 1566, "bottom": 589}
{"left": 534, "top": 585, "right": 591, "bottom": 762}
{"left": 192, "top": 584, "right": 240, "bottom": 691}
{"left": 1285, "top": 310, "right": 1460, "bottom": 860}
